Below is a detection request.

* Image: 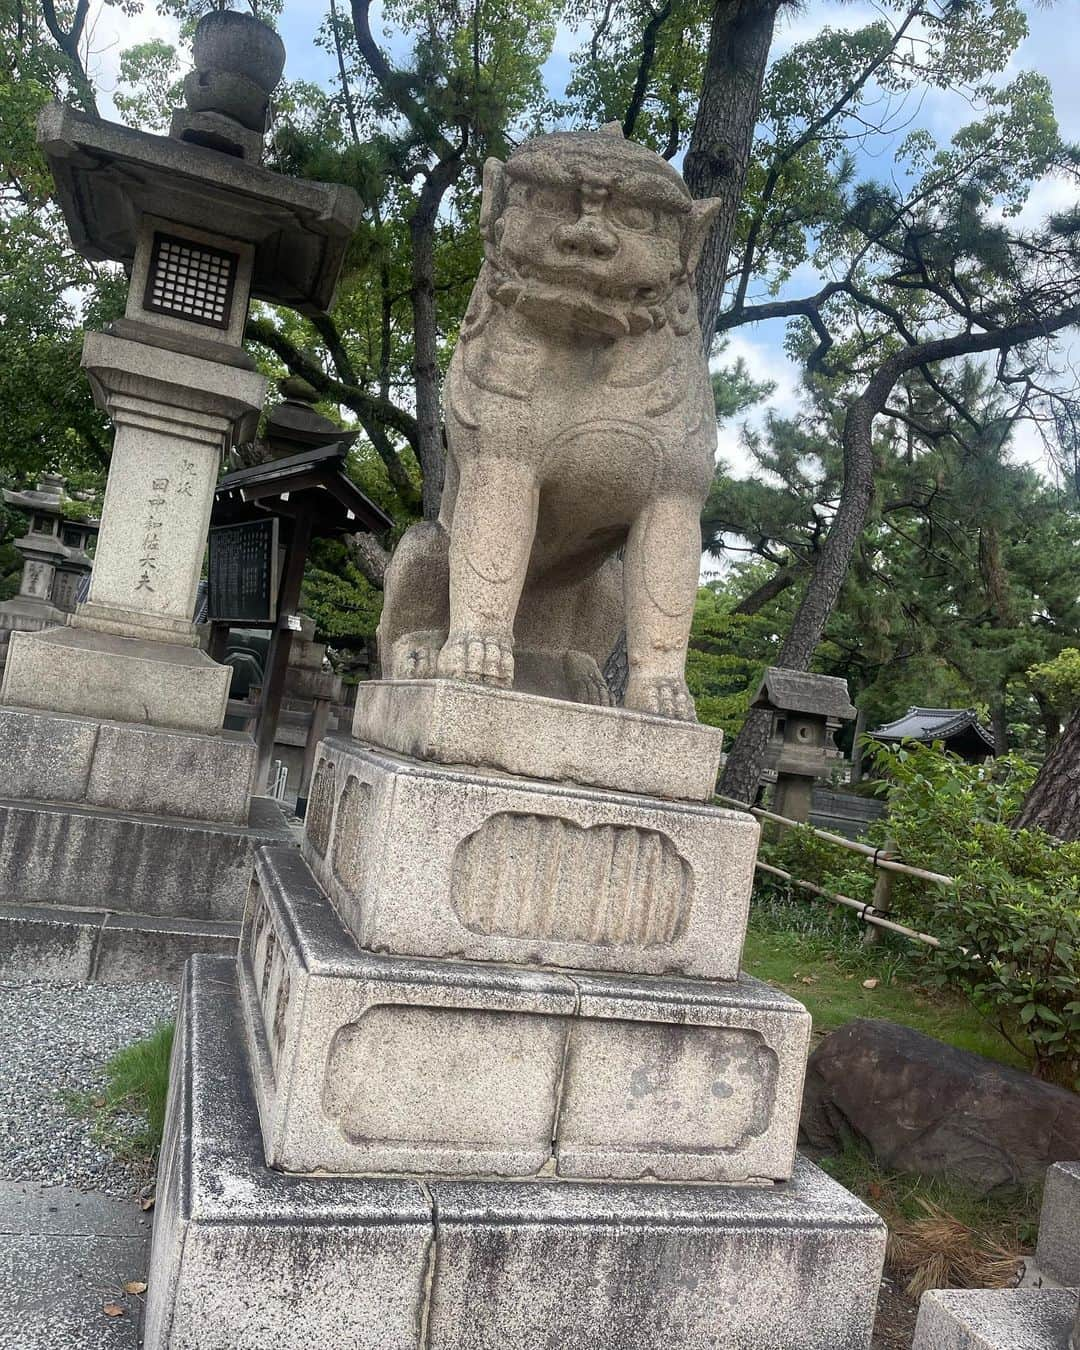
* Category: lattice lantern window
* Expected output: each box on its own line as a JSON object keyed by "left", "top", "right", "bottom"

{"left": 143, "top": 232, "right": 239, "bottom": 329}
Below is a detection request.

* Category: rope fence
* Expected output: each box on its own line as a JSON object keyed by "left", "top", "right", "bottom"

{"left": 714, "top": 793, "right": 953, "bottom": 949}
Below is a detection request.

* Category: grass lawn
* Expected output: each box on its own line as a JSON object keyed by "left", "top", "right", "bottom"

{"left": 743, "top": 890, "right": 1029, "bottom": 1071}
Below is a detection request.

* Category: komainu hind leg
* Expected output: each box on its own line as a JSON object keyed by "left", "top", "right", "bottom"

{"left": 377, "top": 521, "right": 449, "bottom": 679}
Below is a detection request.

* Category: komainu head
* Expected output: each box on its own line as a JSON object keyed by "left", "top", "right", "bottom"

{"left": 479, "top": 124, "right": 722, "bottom": 342}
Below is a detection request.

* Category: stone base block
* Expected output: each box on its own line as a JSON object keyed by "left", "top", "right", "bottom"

{"left": 1037, "top": 1163, "right": 1080, "bottom": 1288}
{"left": 913, "top": 1288, "right": 1079, "bottom": 1349}
{"left": 0, "top": 901, "right": 238, "bottom": 984}
{"left": 144, "top": 954, "right": 885, "bottom": 1350}
{"left": 1, "top": 625, "right": 231, "bottom": 734}
{"left": 0, "top": 795, "right": 292, "bottom": 921}
{"left": 0, "top": 706, "right": 258, "bottom": 825}
{"left": 303, "top": 735, "right": 757, "bottom": 980}
{"left": 353, "top": 677, "right": 724, "bottom": 801}
{"left": 241, "top": 847, "right": 808, "bottom": 1182}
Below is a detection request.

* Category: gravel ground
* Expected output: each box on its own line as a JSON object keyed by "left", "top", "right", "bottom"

{"left": 0, "top": 980, "right": 176, "bottom": 1197}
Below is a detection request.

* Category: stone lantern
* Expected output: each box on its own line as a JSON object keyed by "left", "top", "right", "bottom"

{"left": 751, "top": 667, "right": 857, "bottom": 821}
{"left": 51, "top": 512, "right": 100, "bottom": 613}
{"left": 0, "top": 14, "right": 370, "bottom": 979}
{"left": 1, "top": 24, "right": 361, "bottom": 734}
{"left": 0, "top": 475, "right": 71, "bottom": 673}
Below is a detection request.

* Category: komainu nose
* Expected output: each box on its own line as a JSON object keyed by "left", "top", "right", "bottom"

{"left": 553, "top": 216, "right": 619, "bottom": 260}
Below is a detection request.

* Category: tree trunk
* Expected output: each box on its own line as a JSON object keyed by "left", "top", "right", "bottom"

{"left": 719, "top": 363, "right": 882, "bottom": 801}
{"left": 684, "top": 0, "right": 782, "bottom": 342}
{"left": 410, "top": 176, "right": 454, "bottom": 519}
{"left": 990, "top": 691, "right": 1009, "bottom": 757}
{"left": 1014, "top": 708, "right": 1080, "bottom": 840}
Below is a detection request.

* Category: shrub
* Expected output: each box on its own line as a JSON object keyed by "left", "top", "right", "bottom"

{"left": 760, "top": 743, "right": 1080, "bottom": 1088}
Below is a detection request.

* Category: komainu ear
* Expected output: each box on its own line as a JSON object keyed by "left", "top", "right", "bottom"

{"left": 480, "top": 158, "right": 507, "bottom": 243}
{"left": 681, "top": 196, "right": 724, "bottom": 274}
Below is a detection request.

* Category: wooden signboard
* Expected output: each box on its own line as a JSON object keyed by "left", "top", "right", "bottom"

{"left": 207, "top": 518, "right": 279, "bottom": 625}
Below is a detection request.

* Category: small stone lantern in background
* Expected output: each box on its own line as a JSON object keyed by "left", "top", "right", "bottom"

{"left": 51, "top": 510, "right": 99, "bottom": 613}
{"left": 1, "top": 11, "right": 362, "bottom": 733}
{"left": 0, "top": 475, "right": 70, "bottom": 654}
{"left": 751, "top": 667, "right": 857, "bottom": 821}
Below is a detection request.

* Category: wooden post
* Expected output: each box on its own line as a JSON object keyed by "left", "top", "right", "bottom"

{"left": 863, "top": 837, "right": 895, "bottom": 945}
{"left": 296, "top": 696, "right": 332, "bottom": 815}
{"left": 208, "top": 622, "right": 229, "bottom": 664}
{"left": 850, "top": 705, "right": 867, "bottom": 784}
{"left": 254, "top": 508, "right": 314, "bottom": 794}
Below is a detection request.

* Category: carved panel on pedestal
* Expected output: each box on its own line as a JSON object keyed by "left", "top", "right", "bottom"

{"left": 305, "top": 757, "right": 336, "bottom": 857}
{"left": 331, "top": 775, "right": 372, "bottom": 894}
{"left": 559, "top": 1021, "right": 779, "bottom": 1158}
{"left": 451, "top": 812, "right": 692, "bottom": 946}
{"left": 248, "top": 882, "right": 290, "bottom": 1080}
{"left": 322, "top": 1004, "right": 565, "bottom": 1159}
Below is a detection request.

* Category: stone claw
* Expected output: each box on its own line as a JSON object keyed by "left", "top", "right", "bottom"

{"left": 437, "top": 631, "right": 515, "bottom": 687}
{"left": 625, "top": 674, "right": 696, "bottom": 722}
{"left": 564, "top": 652, "right": 613, "bottom": 708}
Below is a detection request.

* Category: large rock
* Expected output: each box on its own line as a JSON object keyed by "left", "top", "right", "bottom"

{"left": 801, "top": 1019, "right": 1080, "bottom": 1192}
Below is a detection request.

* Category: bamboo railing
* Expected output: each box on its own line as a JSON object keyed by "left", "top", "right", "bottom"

{"left": 714, "top": 793, "right": 951, "bottom": 949}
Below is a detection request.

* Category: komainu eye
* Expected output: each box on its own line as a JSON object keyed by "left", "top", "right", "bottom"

{"left": 611, "top": 199, "right": 656, "bottom": 231}
{"left": 528, "top": 185, "right": 573, "bottom": 214}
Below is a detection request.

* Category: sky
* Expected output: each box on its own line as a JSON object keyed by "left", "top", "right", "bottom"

{"left": 78, "top": 0, "right": 1080, "bottom": 489}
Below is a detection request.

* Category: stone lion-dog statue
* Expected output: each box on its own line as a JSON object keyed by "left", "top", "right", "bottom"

{"left": 378, "top": 124, "right": 721, "bottom": 721}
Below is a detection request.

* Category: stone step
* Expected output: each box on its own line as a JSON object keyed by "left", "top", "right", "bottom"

{"left": 144, "top": 953, "right": 886, "bottom": 1350}
{"left": 1038, "top": 1163, "right": 1080, "bottom": 1288}
{"left": 0, "top": 793, "right": 293, "bottom": 922}
{"left": 0, "top": 900, "right": 239, "bottom": 985}
{"left": 242, "top": 844, "right": 809, "bottom": 1183}
{"left": 303, "top": 733, "right": 757, "bottom": 981}
{"left": 913, "top": 1288, "right": 1079, "bottom": 1349}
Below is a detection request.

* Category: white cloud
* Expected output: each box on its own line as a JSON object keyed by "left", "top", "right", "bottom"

{"left": 80, "top": 1, "right": 182, "bottom": 121}
{"left": 712, "top": 329, "right": 803, "bottom": 480}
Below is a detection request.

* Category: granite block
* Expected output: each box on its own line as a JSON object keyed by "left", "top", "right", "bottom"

{"left": 0, "top": 706, "right": 256, "bottom": 824}
{"left": 0, "top": 901, "right": 239, "bottom": 985}
{"left": 1, "top": 626, "right": 231, "bottom": 734}
{"left": 352, "top": 677, "right": 724, "bottom": 801}
{"left": 302, "top": 736, "right": 758, "bottom": 981}
{"left": 1038, "top": 1162, "right": 1080, "bottom": 1288}
{"left": 143, "top": 956, "right": 885, "bottom": 1350}
{"left": 913, "top": 1288, "right": 1079, "bottom": 1349}
{"left": 240, "top": 847, "right": 808, "bottom": 1181}
{"left": 0, "top": 795, "right": 292, "bottom": 921}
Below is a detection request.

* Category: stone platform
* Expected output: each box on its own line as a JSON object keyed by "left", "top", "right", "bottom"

{"left": 242, "top": 846, "right": 809, "bottom": 1181}
{"left": 303, "top": 735, "right": 757, "bottom": 980}
{"left": 144, "top": 954, "right": 886, "bottom": 1350}
{"left": 352, "top": 678, "right": 725, "bottom": 801}
{"left": 0, "top": 901, "right": 238, "bottom": 985}
{"left": 0, "top": 706, "right": 260, "bottom": 825}
{"left": 0, "top": 794, "right": 291, "bottom": 921}
{"left": 913, "top": 1288, "right": 1079, "bottom": 1349}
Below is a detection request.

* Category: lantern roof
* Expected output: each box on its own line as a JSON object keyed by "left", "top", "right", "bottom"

{"left": 37, "top": 103, "right": 362, "bottom": 317}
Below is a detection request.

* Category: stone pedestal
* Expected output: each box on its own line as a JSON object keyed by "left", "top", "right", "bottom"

{"left": 1, "top": 333, "right": 265, "bottom": 734}
{"left": 146, "top": 955, "right": 886, "bottom": 1350}
{"left": 145, "top": 684, "right": 886, "bottom": 1347}
{"left": 304, "top": 734, "right": 756, "bottom": 980}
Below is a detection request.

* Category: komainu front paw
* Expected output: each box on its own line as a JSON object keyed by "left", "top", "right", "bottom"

{"left": 625, "top": 673, "right": 697, "bottom": 722}
{"left": 437, "top": 630, "right": 515, "bottom": 687}
{"left": 563, "top": 652, "right": 613, "bottom": 708}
